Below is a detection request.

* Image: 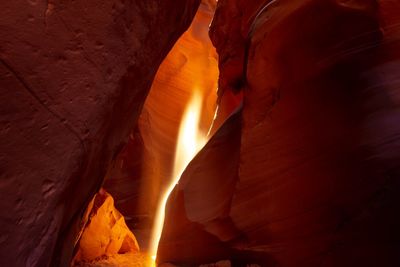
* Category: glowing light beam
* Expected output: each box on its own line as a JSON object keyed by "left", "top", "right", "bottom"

{"left": 149, "top": 89, "right": 208, "bottom": 263}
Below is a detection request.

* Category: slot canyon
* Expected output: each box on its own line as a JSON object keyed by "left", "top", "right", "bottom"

{"left": 1, "top": 0, "right": 399, "bottom": 266}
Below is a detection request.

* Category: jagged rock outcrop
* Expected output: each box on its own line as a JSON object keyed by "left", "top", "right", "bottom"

{"left": 160, "top": 0, "right": 400, "bottom": 266}
{"left": 72, "top": 189, "right": 139, "bottom": 264}
{"left": 71, "top": 189, "right": 154, "bottom": 267}
{"left": 0, "top": 0, "right": 200, "bottom": 266}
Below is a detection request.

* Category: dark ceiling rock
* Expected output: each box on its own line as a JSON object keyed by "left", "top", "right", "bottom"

{"left": 0, "top": 0, "right": 200, "bottom": 266}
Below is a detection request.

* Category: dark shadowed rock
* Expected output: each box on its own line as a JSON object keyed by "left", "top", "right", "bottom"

{"left": 210, "top": 0, "right": 400, "bottom": 266}
{"left": 0, "top": 0, "right": 200, "bottom": 266}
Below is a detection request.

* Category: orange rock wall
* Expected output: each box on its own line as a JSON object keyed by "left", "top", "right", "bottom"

{"left": 73, "top": 190, "right": 139, "bottom": 264}
{"left": 138, "top": 2, "right": 219, "bottom": 219}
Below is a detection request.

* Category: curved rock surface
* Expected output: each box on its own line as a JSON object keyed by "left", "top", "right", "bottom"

{"left": 0, "top": 0, "right": 200, "bottom": 266}
{"left": 158, "top": 109, "right": 242, "bottom": 266}
{"left": 233, "top": 1, "right": 400, "bottom": 266}
{"left": 160, "top": 0, "right": 400, "bottom": 266}
{"left": 2, "top": 0, "right": 399, "bottom": 266}
{"left": 102, "top": 1, "right": 221, "bottom": 251}
{"left": 138, "top": 1, "right": 219, "bottom": 218}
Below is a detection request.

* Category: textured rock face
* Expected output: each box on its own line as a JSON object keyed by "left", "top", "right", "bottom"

{"left": 2, "top": 0, "right": 399, "bottom": 266}
{"left": 71, "top": 189, "right": 154, "bottom": 267}
{"left": 209, "top": 0, "right": 265, "bottom": 96}
{"left": 160, "top": 0, "right": 400, "bottom": 266}
{"left": 138, "top": 0, "right": 219, "bottom": 223}
{"left": 0, "top": 0, "right": 200, "bottom": 266}
{"left": 73, "top": 253, "right": 154, "bottom": 267}
{"left": 102, "top": 0, "right": 221, "bottom": 250}
{"left": 234, "top": 1, "right": 400, "bottom": 266}
{"left": 102, "top": 126, "right": 146, "bottom": 231}
{"left": 72, "top": 189, "right": 139, "bottom": 264}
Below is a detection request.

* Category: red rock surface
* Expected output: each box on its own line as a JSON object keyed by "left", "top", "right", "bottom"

{"left": 2, "top": 0, "right": 399, "bottom": 266}
{"left": 160, "top": 0, "right": 400, "bottom": 266}
{"left": 102, "top": 126, "right": 145, "bottom": 227}
{"left": 0, "top": 0, "right": 200, "bottom": 266}
{"left": 157, "top": 110, "right": 241, "bottom": 266}
{"left": 102, "top": 1, "right": 220, "bottom": 251}
{"left": 233, "top": 1, "right": 400, "bottom": 266}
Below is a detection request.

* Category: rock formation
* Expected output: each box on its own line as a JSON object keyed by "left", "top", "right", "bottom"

{"left": 102, "top": 1, "right": 220, "bottom": 250}
{"left": 71, "top": 189, "right": 153, "bottom": 267}
{"left": 157, "top": 110, "right": 243, "bottom": 266}
{"left": 159, "top": 0, "right": 400, "bottom": 266}
{"left": 0, "top": 0, "right": 200, "bottom": 266}
{"left": 1, "top": 0, "right": 399, "bottom": 266}
{"left": 72, "top": 189, "right": 139, "bottom": 264}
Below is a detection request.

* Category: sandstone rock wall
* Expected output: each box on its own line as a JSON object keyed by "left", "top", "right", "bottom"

{"left": 0, "top": 0, "right": 200, "bottom": 266}
{"left": 102, "top": 1, "right": 219, "bottom": 250}
{"left": 160, "top": 0, "right": 400, "bottom": 266}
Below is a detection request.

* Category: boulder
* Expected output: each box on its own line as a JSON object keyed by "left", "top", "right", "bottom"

{"left": 72, "top": 189, "right": 139, "bottom": 264}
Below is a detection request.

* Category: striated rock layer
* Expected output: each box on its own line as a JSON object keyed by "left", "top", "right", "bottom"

{"left": 158, "top": 110, "right": 242, "bottom": 266}
{"left": 138, "top": 0, "right": 219, "bottom": 222}
{"left": 102, "top": 0, "right": 224, "bottom": 250}
{"left": 0, "top": 0, "right": 200, "bottom": 266}
{"left": 160, "top": 0, "right": 400, "bottom": 266}
{"left": 233, "top": 1, "right": 400, "bottom": 266}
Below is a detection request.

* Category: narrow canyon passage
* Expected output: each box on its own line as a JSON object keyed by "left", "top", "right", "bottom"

{"left": 71, "top": 1, "right": 234, "bottom": 266}
{"left": 0, "top": 0, "right": 399, "bottom": 267}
